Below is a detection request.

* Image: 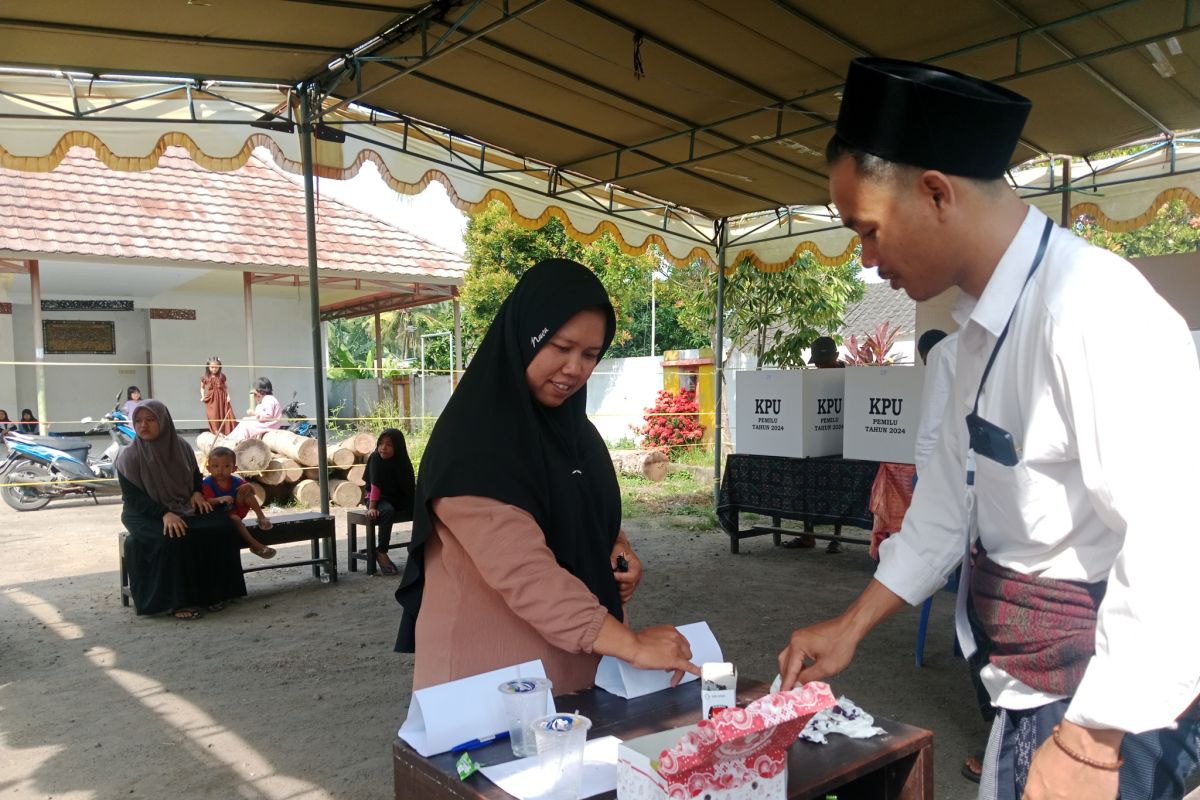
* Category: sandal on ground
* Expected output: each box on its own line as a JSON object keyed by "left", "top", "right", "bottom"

{"left": 171, "top": 608, "right": 203, "bottom": 620}
{"left": 377, "top": 553, "right": 399, "bottom": 575}
{"left": 207, "top": 601, "right": 227, "bottom": 612}
{"left": 253, "top": 545, "right": 277, "bottom": 559}
{"left": 961, "top": 751, "right": 984, "bottom": 783}
{"left": 825, "top": 540, "right": 843, "bottom": 554}
{"left": 782, "top": 536, "right": 815, "bottom": 549}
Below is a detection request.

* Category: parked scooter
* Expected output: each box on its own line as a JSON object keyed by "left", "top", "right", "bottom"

{"left": 281, "top": 392, "right": 314, "bottom": 437}
{"left": 0, "top": 396, "right": 135, "bottom": 511}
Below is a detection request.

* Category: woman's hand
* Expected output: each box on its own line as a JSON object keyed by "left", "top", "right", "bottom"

{"left": 162, "top": 512, "right": 188, "bottom": 537}
{"left": 366, "top": 507, "right": 379, "bottom": 521}
{"left": 631, "top": 625, "right": 701, "bottom": 686}
{"left": 191, "top": 492, "right": 214, "bottom": 514}
{"left": 611, "top": 531, "right": 642, "bottom": 604}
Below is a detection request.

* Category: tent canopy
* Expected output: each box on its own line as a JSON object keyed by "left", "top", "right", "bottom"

{"left": 3, "top": 0, "right": 1199, "bottom": 223}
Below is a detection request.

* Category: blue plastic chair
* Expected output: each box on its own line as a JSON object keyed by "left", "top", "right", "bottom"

{"left": 915, "top": 566, "right": 960, "bottom": 667}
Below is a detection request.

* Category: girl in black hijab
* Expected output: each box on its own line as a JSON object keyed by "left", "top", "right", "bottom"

{"left": 396, "top": 258, "right": 696, "bottom": 693}
{"left": 364, "top": 428, "right": 416, "bottom": 575}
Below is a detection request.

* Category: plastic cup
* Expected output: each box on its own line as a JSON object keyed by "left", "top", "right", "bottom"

{"left": 497, "top": 677, "right": 552, "bottom": 758}
{"left": 532, "top": 713, "right": 592, "bottom": 800}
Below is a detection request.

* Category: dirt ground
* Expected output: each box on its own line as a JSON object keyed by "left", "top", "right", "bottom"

{"left": 1, "top": 494, "right": 992, "bottom": 800}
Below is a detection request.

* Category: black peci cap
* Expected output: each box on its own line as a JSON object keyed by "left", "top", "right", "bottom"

{"left": 834, "top": 57, "right": 1032, "bottom": 179}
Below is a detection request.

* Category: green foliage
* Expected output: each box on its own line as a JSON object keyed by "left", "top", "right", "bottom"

{"left": 1076, "top": 199, "right": 1200, "bottom": 258}
{"left": 606, "top": 270, "right": 711, "bottom": 358}
{"left": 688, "top": 250, "right": 865, "bottom": 368}
{"left": 618, "top": 470, "right": 717, "bottom": 529}
{"left": 326, "top": 302, "right": 456, "bottom": 380}
{"left": 460, "top": 201, "right": 664, "bottom": 358}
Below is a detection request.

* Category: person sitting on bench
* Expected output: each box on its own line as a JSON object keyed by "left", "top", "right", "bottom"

{"left": 201, "top": 446, "right": 276, "bottom": 560}
{"left": 118, "top": 400, "right": 246, "bottom": 620}
{"left": 364, "top": 428, "right": 415, "bottom": 575}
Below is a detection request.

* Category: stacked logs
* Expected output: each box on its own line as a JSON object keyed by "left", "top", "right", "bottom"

{"left": 196, "top": 429, "right": 377, "bottom": 508}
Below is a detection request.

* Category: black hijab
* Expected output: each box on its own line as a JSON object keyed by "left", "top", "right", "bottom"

{"left": 395, "top": 258, "right": 621, "bottom": 652}
{"left": 365, "top": 428, "right": 415, "bottom": 519}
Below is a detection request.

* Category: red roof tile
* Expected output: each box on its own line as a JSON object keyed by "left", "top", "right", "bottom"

{"left": 0, "top": 146, "right": 467, "bottom": 283}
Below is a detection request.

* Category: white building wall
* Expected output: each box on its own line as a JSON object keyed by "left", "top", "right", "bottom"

{"left": 11, "top": 302, "right": 151, "bottom": 431}
{"left": 586, "top": 355, "right": 664, "bottom": 445}
{"left": 146, "top": 278, "right": 318, "bottom": 431}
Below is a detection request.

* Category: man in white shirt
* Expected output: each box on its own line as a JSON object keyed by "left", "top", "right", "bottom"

{"left": 913, "top": 329, "right": 955, "bottom": 476}
{"left": 777, "top": 57, "right": 1200, "bottom": 800}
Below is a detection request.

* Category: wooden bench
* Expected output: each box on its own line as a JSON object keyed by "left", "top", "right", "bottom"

{"left": 345, "top": 508, "right": 411, "bottom": 576}
{"left": 119, "top": 511, "right": 337, "bottom": 607}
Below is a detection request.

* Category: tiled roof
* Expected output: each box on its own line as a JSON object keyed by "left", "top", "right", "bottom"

{"left": 840, "top": 281, "right": 916, "bottom": 340}
{"left": 0, "top": 146, "right": 467, "bottom": 282}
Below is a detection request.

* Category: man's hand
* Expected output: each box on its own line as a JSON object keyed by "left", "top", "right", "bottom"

{"left": 611, "top": 531, "right": 642, "bottom": 604}
{"left": 777, "top": 579, "right": 907, "bottom": 690}
{"left": 162, "top": 512, "right": 188, "bottom": 537}
{"left": 777, "top": 616, "right": 861, "bottom": 689}
{"left": 1022, "top": 721, "right": 1122, "bottom": 800}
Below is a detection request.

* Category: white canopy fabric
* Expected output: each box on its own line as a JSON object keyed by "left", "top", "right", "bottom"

{"left": 2, "top": 73, "right": 1200, "bottom": 272}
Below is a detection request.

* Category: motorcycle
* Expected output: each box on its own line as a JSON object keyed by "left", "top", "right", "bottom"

{"left": 281, "top": 392, "right": 315, "bottom": 437}
{"left": 0, "top": 397, "right": 135, "bottom": 511}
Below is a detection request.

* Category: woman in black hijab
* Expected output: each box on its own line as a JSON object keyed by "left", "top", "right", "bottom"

{"left": 364, "top": 428, "right": 416, "bottom": 575}
{"left": 396, "top": 258, "right": 696, "bottom": 693}
{"left": 118, "top": 400, "right": 247, "bottom": 619}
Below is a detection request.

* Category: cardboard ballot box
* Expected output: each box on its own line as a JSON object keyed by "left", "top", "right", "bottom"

{"left": 616, "top": 684, "right": 836, "bottom": 800}
{"left": 842, "top": 366, "right": 924, "bottom": 464}
{"left": 734, "top": 369, "right": 845, "bottom": 458}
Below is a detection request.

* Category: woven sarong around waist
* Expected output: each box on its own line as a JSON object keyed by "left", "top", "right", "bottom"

{"left": 970, "top": 555, "right": 1106, "bottom": 696}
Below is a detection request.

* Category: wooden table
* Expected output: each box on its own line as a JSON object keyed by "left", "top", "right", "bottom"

{"left": 393, "top": 678, "right": 932, "bottom": 800}
{"left": 717, "top": 454, "right": 880, "bottom": 554}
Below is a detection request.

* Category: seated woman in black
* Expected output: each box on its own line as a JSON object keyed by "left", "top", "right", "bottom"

{"left": 364, "top": 428, "right": 416, "bottom": 575}
{"left": 117, "top": 400, "right": 247, "bottom": 620}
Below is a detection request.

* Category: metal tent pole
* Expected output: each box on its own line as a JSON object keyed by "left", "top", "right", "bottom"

{"left": 1061, "top": 155, "right": 1072, "bottom": 228}
{"left": 28, "top": 260, "right": 47, "bottom": 435}
{"left": 299, "top": 89, "right": 330, "bottom": 515}
{"left": 712, "top": 219, "right": 727, "bottom": 504}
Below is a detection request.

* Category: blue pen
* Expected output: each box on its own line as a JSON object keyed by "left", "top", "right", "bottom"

{"left": 451, "top": 731, "right": 509, "bottom": 752}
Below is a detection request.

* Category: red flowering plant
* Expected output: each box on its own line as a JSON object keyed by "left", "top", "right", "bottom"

{"left": 633, "top": 389, "right": 705, "bottom": 458}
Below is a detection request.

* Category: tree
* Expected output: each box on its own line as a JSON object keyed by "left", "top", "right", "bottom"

{"left": 1075, "top": 199, "right": 1200, "bottom": 258}
{"left": 606, "top": 265, "right": 711, "bottom": 358}
{"left": 460, "top": 200, "right": 660, "bottom": 358}
{"left": 690, "top": 251, "right": 865, "bottom": 368}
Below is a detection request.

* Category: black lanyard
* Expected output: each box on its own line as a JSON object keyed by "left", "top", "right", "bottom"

{"left": 971, "top": 218, "right": 1055, "bottom": 417}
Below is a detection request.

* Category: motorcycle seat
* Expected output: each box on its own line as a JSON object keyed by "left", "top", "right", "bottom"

{"left": 21, "top": 436, "right": 92, "bottom": 454}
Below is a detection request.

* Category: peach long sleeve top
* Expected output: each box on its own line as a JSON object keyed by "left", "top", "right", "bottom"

{"left": 412, "top": 495, "right": 609, "bottom": 694}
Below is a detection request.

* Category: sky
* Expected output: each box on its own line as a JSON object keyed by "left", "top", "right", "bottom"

{"left": 311, "top": 160, "right": 468, "bottom": 255}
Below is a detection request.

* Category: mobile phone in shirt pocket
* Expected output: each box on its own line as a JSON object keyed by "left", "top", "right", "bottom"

{"left": 965, "top": 412, "right": 1020, "bottom": 467}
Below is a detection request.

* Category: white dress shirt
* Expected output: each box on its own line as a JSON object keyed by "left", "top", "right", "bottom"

{"left": 875, "top": 206, "right": 1200, "bottom": 733}
{"left": 914, "top": 332, "right": 958, "bottom": 475}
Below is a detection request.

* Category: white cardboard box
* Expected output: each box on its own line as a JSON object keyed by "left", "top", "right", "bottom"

{"left": 842, "top": 366, "right": 924, "bottom": 464}
{"left": 616, "top": 685, "right": 836, "bottom": 800}
{"left": 734, "top": 369, "right": 845, "bottom": 458}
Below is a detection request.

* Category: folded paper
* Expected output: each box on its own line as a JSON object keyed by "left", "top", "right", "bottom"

{"left": 596, "top": 621, "right": 721, "bottom": 699}
{"left": 398, "top": 660, "right": 553, "bottom": 757}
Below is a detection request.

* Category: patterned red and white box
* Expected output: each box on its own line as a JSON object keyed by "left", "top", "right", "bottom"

{"left": 616, "top": 682, "right": 836, "bottom": 800}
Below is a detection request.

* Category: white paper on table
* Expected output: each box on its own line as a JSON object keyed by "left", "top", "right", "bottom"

{"left": 479, "top": 735, "right": 621, "bottom": 800}
{"left": 398, "top": 660, "right": 554, "bottom": 757}
{"left": 595, "top": 621, "right": 722, "bottom": 699}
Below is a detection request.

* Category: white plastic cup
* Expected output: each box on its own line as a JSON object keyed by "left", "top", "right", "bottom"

{"left": 532, "top": 713, "right": 592, "bottom": 800}
{"left": 497, "top": 677, "right": 552, "bottom": 758}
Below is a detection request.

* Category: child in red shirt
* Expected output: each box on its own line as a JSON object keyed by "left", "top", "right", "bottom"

{"left": 202, "top": 446, "right": 276, "bottom": 559}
